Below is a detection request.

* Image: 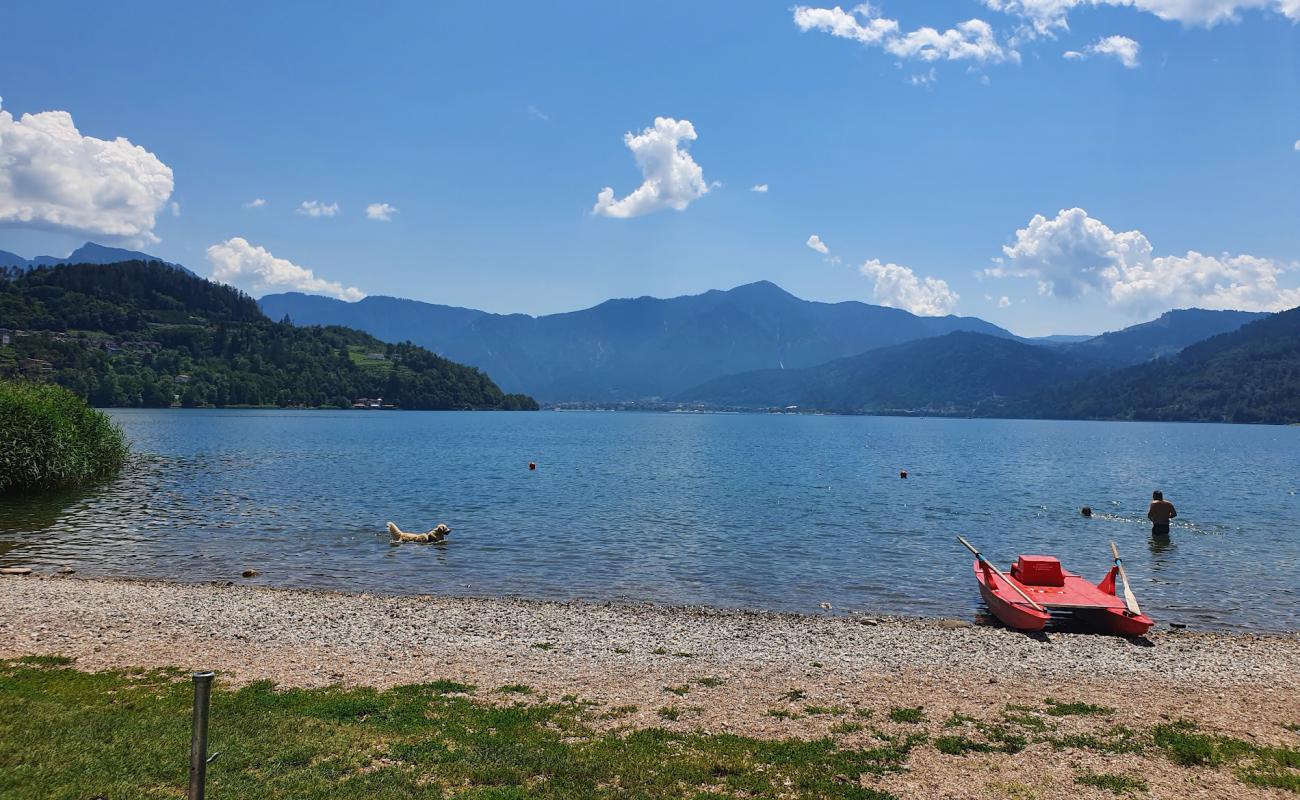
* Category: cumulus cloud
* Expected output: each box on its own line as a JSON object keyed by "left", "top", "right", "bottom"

{"left": 751, "top": 184, "right": 769, "bottom": 193}
{"left": 806, "top": 234, "right": 830, "bottom": 254}
{"left": 169, "top": 201, "right": 181, "bottom": 217}
{"left": 207, "top": 237, "right": 364, "bottom": 301}
{"left": 998, "top": 295, "right": 1012, "bottom": 308}
{"left": 1294, "top": 139, "right": 1300, "bottom": 151}
{"left": 296, "top": 200, "right": 339, "bottom": 217}
{"left": 365, "top": 202, "right": 398, "bottom": 221}
{"left": 0, "top": 97, "right": 174, "bottom": 244}
{"left": 794, "top": 5, "right": 1016, "bottom": 64}
{"left": 991, "top": 208, "right": 1300, "bottom": 313}
{"left": 985, "top": 0, "right": 1299, "bottom": 33}
{"left": 244, "top": 198, "right": 267, "bottom": 209}
{"left": 1064, "top": 35, "right": 1141, "bottom": 67}
{"left": 592, "top": 117, "right": 712, "bottom": 218}
{"left": 859, "top": 259, "right": 960, "bottom": 316}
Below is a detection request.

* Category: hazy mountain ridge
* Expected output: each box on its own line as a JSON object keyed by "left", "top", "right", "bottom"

{"left": 679, "top": 332, "right": 1105, "bottom": 412}
{"left": 262, "top": 280, "right": 1018, "bottom": 401}
{"left": 1012, "top": 305, "right": 1300, "bottom": 424}
{"left": 0, "top": 242, "right": 196, "bottom": 276}
{"left": 1059, "top": 308, "right": 1269, "bottom": 365}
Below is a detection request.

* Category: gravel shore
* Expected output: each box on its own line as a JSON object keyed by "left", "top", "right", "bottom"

{"left": 3, "top": 575, "right": 1298, "bottom": 798}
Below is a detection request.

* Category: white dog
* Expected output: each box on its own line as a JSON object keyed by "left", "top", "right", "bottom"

{"left": 387, "top": 521, "right": 452, "bottom": 543}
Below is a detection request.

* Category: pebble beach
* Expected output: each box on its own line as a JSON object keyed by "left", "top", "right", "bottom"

{"left": 3, "top": 574, "right": 1299, "bottom": 798}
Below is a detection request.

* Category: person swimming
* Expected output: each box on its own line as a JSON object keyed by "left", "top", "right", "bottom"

{"left": 1147, "top": 490, "right": 1177, "bottom": 537}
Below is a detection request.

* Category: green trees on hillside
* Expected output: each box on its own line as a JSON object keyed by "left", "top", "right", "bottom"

{"left": 0, "top": 262, "right": 538, "bottom": 411}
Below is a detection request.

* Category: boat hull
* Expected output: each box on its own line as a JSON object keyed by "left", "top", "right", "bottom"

{"left": 974, "top": 562, "right": 1050, "bottom": 631}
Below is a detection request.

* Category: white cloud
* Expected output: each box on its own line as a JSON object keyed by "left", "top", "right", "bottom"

{"left": 593, "top": 117, "right": 712, "bottom": 218}
{"left": 806, "top": 234, "right": 830, "bottom": 254}
{"left": 169, "top": 201, "right": 181, "bottom": 217}
{"left": 794, "top": 5, "right": 1016, "bottom": 64}
{"left": 207, "top": 237, "right": 364, "bottom": 301}
{"left": 993, "top": 207, "right": 1300, "bottom": 313}
{"left": 1064, "top": 35, "right": 1141, "bottom": 67}
{"left": 527, "top": 104, "right": 551, "bottom": 122}
{"left": 985, "top": 0, "right": 1300, "bottom": 32}
{"left": 365, "top": 202, "right": 398, "bottom": 221}
{"left": 751, "top": 184, "right": 769, "bottom": 193}
{"left": 910, "top": 68, "right": 939, "bottom": 86}
{"left": 296, "top": 200, "right": 339, "bottom": 217}
{"left": 244, "top": 198, "right": 267, "bottom": 209}
{"left": 859, "top": 258, "right": 960, "bottom": 316}
{"left": 998, "top": 295, "right": 1012, "bottom": 308}
{"left": 1294, "top": 139, "right": 1300, "bottom": 151}
{"left": 0, "top": 97, "right": 174, "bottom": 244}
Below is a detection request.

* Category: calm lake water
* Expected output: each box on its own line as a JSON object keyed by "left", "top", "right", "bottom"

{"left": 2, "top": 410, "right": 1297, "bottom": 631}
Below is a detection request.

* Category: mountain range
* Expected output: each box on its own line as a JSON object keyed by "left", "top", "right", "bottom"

{"left": 260, "top": 282, "right": 1272, "bottom": 405}
{"left": 0, "top": 242, "right": 195, "bottom": 276}
{"left": 260, "top": 281, "right": 1022, "bottom": 402}
{"left": 4, "top": 243, "right": 1291, "bottom": 421}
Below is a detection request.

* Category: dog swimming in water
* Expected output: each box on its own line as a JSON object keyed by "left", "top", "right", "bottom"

{"left": 387, "top": 521, "right": 452, "bottom": 543}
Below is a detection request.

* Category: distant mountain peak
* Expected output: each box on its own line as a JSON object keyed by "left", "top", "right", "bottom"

{"left": 0, "top": 240, "right": 197, "bottom": 277}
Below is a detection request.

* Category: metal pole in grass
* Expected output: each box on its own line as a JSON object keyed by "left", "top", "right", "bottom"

{"left": 188, "top": 671, "right": 215, "bottom": 800}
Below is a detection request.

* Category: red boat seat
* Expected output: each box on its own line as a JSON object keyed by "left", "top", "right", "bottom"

{"left": 1011, "top": 555, "right": 1065, "bottom": 587}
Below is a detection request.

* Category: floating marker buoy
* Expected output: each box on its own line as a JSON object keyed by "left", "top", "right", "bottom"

{"left": 1081, "top": 506, "right": 1093, "bottom": 517}
{"left": 529, "top": 462, "right": 536, "bottom": 471}
{"left": 899, "top": 470, "right": 908, "bottom": 479}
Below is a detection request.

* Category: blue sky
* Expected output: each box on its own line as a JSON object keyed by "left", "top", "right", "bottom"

{"left": 2, "top": 0, "right": 1299, "bottom": 336}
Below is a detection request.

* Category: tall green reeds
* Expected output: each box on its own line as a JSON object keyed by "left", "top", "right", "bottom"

{"left": 0, "top": 380, "right": 129, "bottom": 494}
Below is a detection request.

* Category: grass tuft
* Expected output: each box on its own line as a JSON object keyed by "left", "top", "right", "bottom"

{"left": 1075, "top": 771, "right": 1149, "bottom": 795}
{"left": 888, "top": 707, "right": 925, "bottom": 724}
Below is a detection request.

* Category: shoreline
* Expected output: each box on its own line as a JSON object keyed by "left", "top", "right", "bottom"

{"left": 5, "top": 575, "right": 1299, "bottom": 798}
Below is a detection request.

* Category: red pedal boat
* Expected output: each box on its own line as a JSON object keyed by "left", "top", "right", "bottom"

{"left": 960, "top": 537, "right": 1155, "bottom": 636}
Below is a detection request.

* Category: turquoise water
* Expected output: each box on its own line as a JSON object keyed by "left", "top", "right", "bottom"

{"left": 2, "top": 410, "right": 1297, "bottom": 631}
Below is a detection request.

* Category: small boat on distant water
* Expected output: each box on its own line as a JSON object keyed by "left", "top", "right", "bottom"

{"left": 959, "top": 537, "right": 1155, "bottom": 636}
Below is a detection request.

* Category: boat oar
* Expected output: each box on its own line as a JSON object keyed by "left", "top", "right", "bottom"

{"left": 1110, "top": 541, "right": 1142, "bottom": 616}
{"left": 957, "top": 536, "right": 1046, "bottom": 612}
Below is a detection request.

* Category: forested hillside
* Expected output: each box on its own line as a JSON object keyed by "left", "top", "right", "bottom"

{"left": 1015, "top": 306, "right": 1300, "bottom": 424}
{"left": 0, "top": 262, "right": 537, "bottom": 410}
{"left": 680, "top": 332, "right": 1102, "bottom": 413}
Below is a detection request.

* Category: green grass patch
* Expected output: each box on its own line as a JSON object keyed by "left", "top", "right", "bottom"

{"left": 665, "top": 684, "right": 691, "bottom": 696}
{"left": 0, "top": 660, "right": 918, "bottom": 799}
{"left": 804, "top": 705, "right": 848, "bottom": 716}
{"left": 611, "top": 647, "right": 630, "bottom": 655}
{"left": 830, "top": 721, "right": 864, "bottom": 735}
{"left": 934, "top": 735, "right": 998, "bottom": 756}
{"left": 1075, "top": 771, "right": 1148, "bottom": 795}
{"left": 14, "top": 654, "right": 77, "bottom": 667}
{"left": 1059, "top": 724, "right": 1144, "bottom": 755}
{"left": 657, "top": 706, "right": 682, "bottom": 721}
{"left": 854, "top": 709, "right": 875, "bottom": 719}
{"left": 530, "top": 642, "right": 553, "bottom": 651}
{"left": 1044, "top": 697, "right": 1113, "bottom": 717}
{"left": 1003, "top": 711, "right": 1052, "bottom": 733}
{"left": 496, "top": 684, "right": 533, "bottom": 695}
{"left": 766, "top": 708, "right": 801, "bottom": 720}
{"left": 672, "top": 652, "right": 694, "bottom": 659}
{"left": 888, "top": 707, "right": 925, "bottom": 724}
{"left": 600, "top": 705, "right": 638, "bottom": 720}
{"left": 650, "top": 647, "right": 668, "bottom": 655}
{"left": 695, "top": 677, "right": 723, "bottom": 688}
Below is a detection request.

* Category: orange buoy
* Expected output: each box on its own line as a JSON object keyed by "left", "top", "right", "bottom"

{"left": 529, "top": 462, "right": 537, "bottom": 471}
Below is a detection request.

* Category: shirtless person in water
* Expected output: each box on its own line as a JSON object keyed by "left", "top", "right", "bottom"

{"left": 1148, "top": 490, "right": 1177, "bottom": 537}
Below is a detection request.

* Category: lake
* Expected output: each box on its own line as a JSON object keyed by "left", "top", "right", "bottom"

{"left": 2, "top": 410, "right": 1297, "bottom": 631}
